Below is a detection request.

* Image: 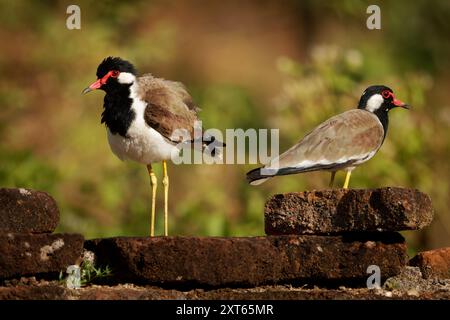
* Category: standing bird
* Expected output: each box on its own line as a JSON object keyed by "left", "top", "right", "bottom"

{"left": 83, "top": 57, "right": 221, "bottom": 236}
{"left": 247, "top": 85, "right": 409, "bottom": 188}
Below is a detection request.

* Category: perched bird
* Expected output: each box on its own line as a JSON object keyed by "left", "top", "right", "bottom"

{"left": 247, "top": 85, "right": 409, "bottom": 188}
{"left": 83, "top": 57, "right": 221, "bottom": 236}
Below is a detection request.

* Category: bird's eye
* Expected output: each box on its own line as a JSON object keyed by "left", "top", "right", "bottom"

{"left": 111, "top": 70, "right": 120, "bottom": 78}
{"left": 382, "top": 90, "right": 391, "bottom": 99}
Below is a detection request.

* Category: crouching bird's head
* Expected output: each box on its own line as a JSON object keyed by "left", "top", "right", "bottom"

{"left": 82, "top": 57, "right": 137, "bottom": 94}
{"left": 358, "top": 85, "right": 410, "bottom": 113}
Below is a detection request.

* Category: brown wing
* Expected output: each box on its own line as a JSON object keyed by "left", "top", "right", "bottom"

{"left": 138, "top": 75, "right": 199, "bottom": 143}
{"left": 267, "top": 109, "right": 384, "bottom": 171}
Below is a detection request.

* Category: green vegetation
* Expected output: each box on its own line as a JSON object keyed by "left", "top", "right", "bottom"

{"left": 79, "top": 262, "right": 112, "bottom": 287}
{"left": 0, "top": 1, "right": 449, "bottom": 250}
{"left": 59, "top": 262, "right": 112, "bottom": 287}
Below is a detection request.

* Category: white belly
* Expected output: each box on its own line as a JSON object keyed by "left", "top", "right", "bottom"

{"left": 107, "top": 120, "right": 177, "bottom": 164}
{"left": 106, "top": 79, "right": 179, "bottom": 164}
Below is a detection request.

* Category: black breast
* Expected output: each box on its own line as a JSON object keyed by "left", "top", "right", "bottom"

{"left": 101, "top": 87, "right": 135, "bottom": 137}
{"left": 373, "top": 107, "right": 389, "bottom": 142}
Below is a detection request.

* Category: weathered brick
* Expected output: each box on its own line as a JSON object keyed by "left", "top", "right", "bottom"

{"left": 0, "top": 233, "right": 84, "bottom": 279}
{"left": 265, "top": 188, "right": 433, "bottom": 235}
{"left": 0, "top": 188, "right": 59, "bottom": 234}
{"left": 86, "top": 234, "right": 407, "bottom": 287}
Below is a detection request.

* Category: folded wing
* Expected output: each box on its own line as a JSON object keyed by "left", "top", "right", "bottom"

{"left": 248, "top": 109, "right": 384, "bottom": 184}
{"left": 139, "top": 75, "right": 200, "bottom": 144}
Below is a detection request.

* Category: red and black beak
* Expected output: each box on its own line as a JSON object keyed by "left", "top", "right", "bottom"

{"left": 82, "top": 78, "right": 103, "bottom": 94}
{"left": 82, "top": 71, "right": 116, "bottom": 94}
{"left": 392, "top": 97, "right": 410, "bottom": 109}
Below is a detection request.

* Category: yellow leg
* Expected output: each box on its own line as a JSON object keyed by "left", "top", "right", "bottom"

{"left": 162, "top": 161, "right": 169, "bottom": 236}
{"left": 147, "top": 164, "right": 157, "bottom": 237}
{"left": 329, "top": 172, "right": 336, "bottom": 188}
{"left": 343, "top": 171, "right": 352, "bottom": 189}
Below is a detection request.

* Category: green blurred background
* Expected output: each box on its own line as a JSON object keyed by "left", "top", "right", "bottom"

{"left": 0, "top": 0, "right": 449, "bottom": 252}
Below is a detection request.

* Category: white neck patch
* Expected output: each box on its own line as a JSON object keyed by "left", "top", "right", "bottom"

{"left": 117, "top": 72, "right": 136, "bottom": 84}
{"left": 365, "top": 93, "right": 384, "bottom": 113}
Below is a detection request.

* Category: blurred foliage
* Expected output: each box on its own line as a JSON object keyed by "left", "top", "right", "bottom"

{"left": 0, "top": 0, "right": 449, "bottom": 250}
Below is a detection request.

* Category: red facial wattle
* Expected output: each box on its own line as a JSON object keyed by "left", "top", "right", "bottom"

{"left": 393, "top": 98, "right": 407, "bottom": 107}
{"left": 82, "top": 70, "right": 120, "bottom": 94}
{"left": 382, "top": 90, "right": 409, "bottom": 109}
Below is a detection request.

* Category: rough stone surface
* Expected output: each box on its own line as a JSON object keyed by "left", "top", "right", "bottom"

{"left": 0, "top": 233, "right": 84, "bottom": 279}
{"left": 0, "top": 188, "right": 59, "bottom": 233}
{"left": 1, "top": 280, "right": 449, "bottom": 300}
{"left": 383, "top": 266, "right": 450, "bottom": 293}
{"left": 410, "top": 247, "right": 450, "bottom": 279}
{"left": 265, "top": 187, "right": 433, "bottom": 235}
{"left": 85, "top": 234, "right": 407, "bottom": 287}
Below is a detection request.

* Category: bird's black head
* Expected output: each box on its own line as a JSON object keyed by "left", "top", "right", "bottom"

{"left": 358, "top": 85, "right": 409, "bottom": 113}
{"left": 83, "top": 57, "right": 137, "bottom": 94}
{"left": 96, "top": 57, "right": 136, "bottom": 79}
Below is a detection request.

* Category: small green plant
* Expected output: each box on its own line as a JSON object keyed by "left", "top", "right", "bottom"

{"left": 79, "top": 260, "right": 112, "bottom": 286}
{"left": 383, "top": 279, "right": 400, "bottom": 291}
{"left": 59, "top": 257, "right": 112, "bottom": 287}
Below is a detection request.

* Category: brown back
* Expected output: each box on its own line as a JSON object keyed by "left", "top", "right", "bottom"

{"left": 138, "top": 74, "right": 199, "bottom": 143}
{"left": 269, "top": 109, "right": 384, "bottom": 170}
